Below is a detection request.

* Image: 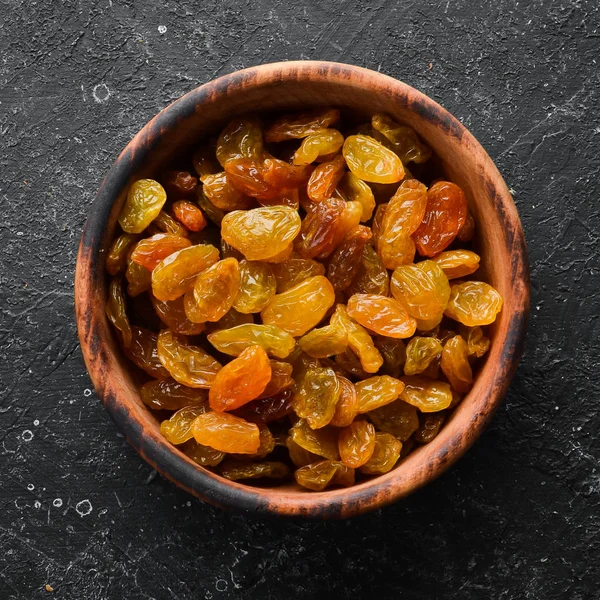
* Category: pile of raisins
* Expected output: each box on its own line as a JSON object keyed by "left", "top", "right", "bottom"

{"left": 105, "top": 109, "right": 503, "bottom": 491}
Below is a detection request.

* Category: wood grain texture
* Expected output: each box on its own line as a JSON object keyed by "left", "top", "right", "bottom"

{"left": 75, "top": 61, "right": 529, "bottom": 518}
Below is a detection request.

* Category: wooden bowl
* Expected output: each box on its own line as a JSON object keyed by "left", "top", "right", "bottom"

{"left": 75, "top": 61, "right": 529, "bottom": 518}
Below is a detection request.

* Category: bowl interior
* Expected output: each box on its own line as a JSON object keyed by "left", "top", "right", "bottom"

{"left": 81, "top": 63, "right": 528, "bottom": 516}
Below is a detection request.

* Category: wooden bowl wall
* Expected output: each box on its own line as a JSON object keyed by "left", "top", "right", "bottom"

{"left": 75, "top": 61, "right": 529, "bottom": 518}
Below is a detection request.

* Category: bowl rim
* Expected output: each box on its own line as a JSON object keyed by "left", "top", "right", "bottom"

{"left": 75, "top": 60, "right": 530, "bottom": 519}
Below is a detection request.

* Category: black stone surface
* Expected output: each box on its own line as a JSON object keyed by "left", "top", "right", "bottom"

{"left": 1, "top": 0, "right": 599, "bottom": 598}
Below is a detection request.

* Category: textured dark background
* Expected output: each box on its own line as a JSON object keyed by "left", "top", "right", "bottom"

{"left": 1, "top": 0, "right": 599, "bottom": 598}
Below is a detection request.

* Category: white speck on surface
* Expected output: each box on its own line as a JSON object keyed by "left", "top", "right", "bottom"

{"left": 92, "top": 83, "right": 111, "bottom": 103}
{"left": 34, "top": 500, "right": 41, "bottom": 509}
{"left": 555, "top": 406, "right": 559, "bottom": 410}
{"left": 33, "top": 419, "right": 39, "bottom": 426}
{"left": 75, "top": 499, "right": 93, "bottom": 517}
{"left": 21, "top": 430, "right": 33, "bottom": 442}
{"left": 53, "top": 498, "right": 63, "bottom": 508}
{"left": 84, "top": 388, "right": 92, "bottom": 397}
{"left": 158, "top": 25, "right": 167, "bottom": 34}
{"left": 27, "top": 484, "right": 34, "bottom": 491}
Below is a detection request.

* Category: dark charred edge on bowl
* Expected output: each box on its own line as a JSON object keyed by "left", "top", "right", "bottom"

{"left": 75, "top": 61, "right": 531, "bottom": 519}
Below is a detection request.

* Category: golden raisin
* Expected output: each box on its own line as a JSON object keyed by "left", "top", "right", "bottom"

{"left": 209, "top": 345, "right": 271, "bottom": 412}
{"left": 338, "top": 420, "right": 376, "bottom": 468}
{"left": 192, "top": 412, "right": 260, "bottom": 454}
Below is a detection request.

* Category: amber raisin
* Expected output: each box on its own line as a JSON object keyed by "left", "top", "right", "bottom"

{"left": 207, "top": 323, "right": 295, "bottom": 358}
{"left": 221, "top": 206, "right": 301, "bottom": 261}
{"left": 192, "top": 411, "right": 260, "bottom": 454}
{"left": 261, "top": 276, "right": 335, "bottom": 337}
{"left": 338, "top": 420, "right": 376, "bottom": 468}
{"left": 444, "top": 281, "right": 503, "bottom": 326}
{"left": 209, "top": 345, "right": 271, "bottom": 412}
{"left": 157, "top": 330, "right": 222, "bottom": 388}
{"left": 413, "top": 181, "right": 467, "bottom": 257}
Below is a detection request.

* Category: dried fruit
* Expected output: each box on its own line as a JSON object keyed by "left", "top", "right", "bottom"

{"left": 327, "top": 225, "right": 372, "bottom": 291}
{"left": 414, "top": 412, "right": 446, "bottom": 444}
{"left": 220, "top": 460, "right": 290, "bottom": 481}
{"left": 118, "top": 179, "right": 167, "bottom": 233}
{"left": 295, "top": 460, "right": 354, "bottom": 491}
{"left": 162, "top": 170, "right": 198, "bottom": 196}
{"left": 258, "top": 361, "right": 294, "bottom": 398}
{"left": 261, "top": 276, "right": 335, "bottom": 337}
{"left": 207, "top": 323, "right": 295, "bottom": 358}
{"left": 124, "top": 326, "right": 170, "bottom": 379}
{"left": 160, "top": 405, "right": 207, "bottom": 444}
{"left": 221, "top": 206, "right": 301, "bottom": 261}
{"left": 356, "top": 375, "right": 405, "bottom": 413}
{"left": 192, "top": 411, "right": 260, "bottom": 454}
{"left": 334, "top": 349, "right": 371, "bottom": 380}
{"left": 192, "top": 258, "right": 240, "bottom": 322}
{"left": 307, "top": 155, "right": 346, "bottom": 203}
{"left": 390, "top": 260, "right": 450, "bottom": 321}
{"left": 330, "top": 304, "right": 383, "bottom": 373}
{"left": 235, "top": 389, "right": 294, "bottom": 423}
{"left": 152, "top": 295, "right": 205, "bottom": 335}
{"left": 378, "top": 179, "right": 427, "bottom": 269}
{"left": 286, "top": 437, "right": 320, "bottom": 467}
{"left": 329, "top": 376, "right": 359, "bottom": 427}
{"left": 359, "top": 432, "right": 402, "bottom": 474}
{"left": 152, "top": 244, "right": 220, "bottom": 301}
{"left": 371, "top": 114, "right": 431, "bottom": 164}
{"left": 140, "top": 379, "right": 208, "bottom": 411}
{"left": 172, "top": 200, "right": 207, "bottom": 232}
{"left": 347, "top": 294, "right": 417, "bottom": 339}
{"left": 413, "top": 181, "right": 467, "bottom": 257}
{"left": 265, "top": 108, "right": 340, "bottom": 142}
{"left": 338, "top": 420, "right": 376, "bottom": 468}
{"left": 293, "top": 367, "right": 341, "bottom": 429}
{"left": 400, "top": 376, "right": 453, "bottom": 412}
{"left": 368, "top": 399, "right": 419, "bottom": 441}
{"left": 290, "top": 419, "right": 340, "bottom": 460}
{"left": 126, "top": 257, "right": 152, "bottom": 296}
{"left": 272, "top": 255, "right": 326, "bottom": 292}
{"left": 157, "top": 330, "right": 222, "bottom": 388}
{"left": 347, "top": 245, "right": 389, "bottom": 297}
{"left": 444, "top": 281, "right": 503, "bottom": 326}
{"left": 202, "top": 171, "right": 255, "bottom": 211}
{"left": 233, "top": 260, "right": 276, "bottom": 314}
{"left": 293, "top": 129, "right": 344, "bottom": 164}
{"left": 216, "top": 117, "right": 263, "bottom": 166}
{"left": 209, "top": 345, "right": 271, "bottom": 412}
{"left": 343, "top": 134, "right": 404, "bottom": 184}
{"left": 106, "top": 233, "right": 138, "bottom": 276}
{"left": 153, "top": 210, "right": 189, "bottom": 238}
{"left": 105, "top": 279, "right": 132, "bottom": 347}
{"left": 262, "top": 157, "right": 313, "bottom": 188}
{"left": 299, "top": 324, "right": 348, "bottom": 358}
{"left": 183, "top": 440, "right": 225, "bottom": 467}
{"left": 404, "top": 336, "right": 443, "bottom": 376}
{"left": 106, "top": 108, "right": 499, "bottom": 491}
{"left": 432, "top": 250, "right": 480, "bottom": 279}
{"left": 336, "top": 172, "right": 375, "bottom": 221}
{"left": 440, "top": 335, "right": 473, "bottom": 393}
{"left": 196, "top": 188, "right": 226, "bottom": 226}
{"left": 459, "top": 325, "right": 490, "bottom": 359}
{"left": 458, "top": 209, "right": 475, "bottom": 242}
{"left": 375, "top": 337, "right": 406, "bottom": 378}
{"left": 131, "top": 234, "right": 191, "bottom": 271}
{"left": 294, "top": 196, "right": 345, "bottom": 259}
